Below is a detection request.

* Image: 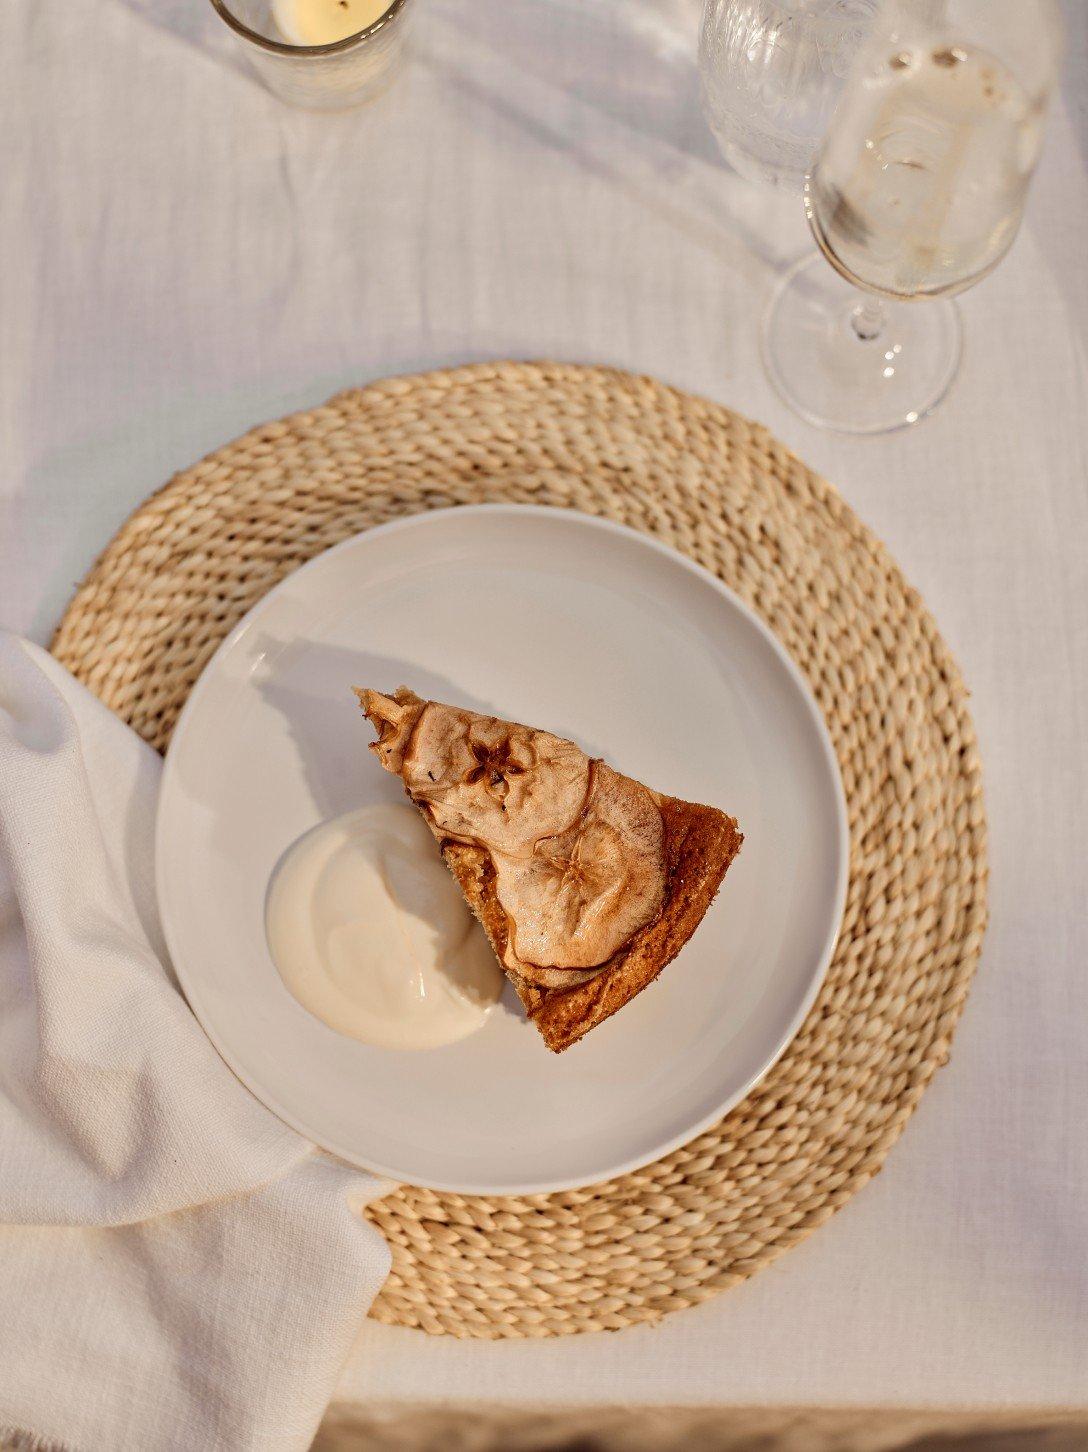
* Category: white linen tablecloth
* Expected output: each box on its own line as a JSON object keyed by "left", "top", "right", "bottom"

{"left": 2, "top": 0, "right": 1086, "bottom": 1415}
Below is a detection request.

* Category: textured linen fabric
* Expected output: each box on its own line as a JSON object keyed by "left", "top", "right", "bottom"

{"left": 0, "top": 0, "right": 1086, "bottom": 1421}
{"left": 0, "top": 638, "right": 392, "bottom": 1452}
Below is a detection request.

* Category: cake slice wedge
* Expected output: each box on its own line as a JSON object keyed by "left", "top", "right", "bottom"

{"left": 355, "top": 687, "right": 742, "bottom": 1052}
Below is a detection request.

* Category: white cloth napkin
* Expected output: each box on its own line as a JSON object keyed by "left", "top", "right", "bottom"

{"left": 0, "top": 635, "right": 393, "bottom": 1452}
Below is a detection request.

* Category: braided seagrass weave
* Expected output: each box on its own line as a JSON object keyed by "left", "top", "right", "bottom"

{"left": 52, "top": 362, "right": 987, "bottom": 1339}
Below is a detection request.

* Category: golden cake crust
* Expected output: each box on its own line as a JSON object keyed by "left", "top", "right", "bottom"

{"left": 440, "top": 797, "right": 741, "bottom": 1051}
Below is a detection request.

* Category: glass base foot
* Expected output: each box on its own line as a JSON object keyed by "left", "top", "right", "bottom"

{"left": 762, "top": 254, "right": 963, "bottom": 435}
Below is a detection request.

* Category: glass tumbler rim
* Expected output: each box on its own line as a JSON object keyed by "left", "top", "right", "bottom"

{"left": 206, "top": 0, "right": 411, "bottom": 56}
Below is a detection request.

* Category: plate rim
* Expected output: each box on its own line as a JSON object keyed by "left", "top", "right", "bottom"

{"left": 156, "top": 503, "right": 849, "bottom": 1193}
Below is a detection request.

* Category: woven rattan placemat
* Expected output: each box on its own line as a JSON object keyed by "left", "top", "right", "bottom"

{"left": 52, "top": 361, "right": 987, "bottom": 1340}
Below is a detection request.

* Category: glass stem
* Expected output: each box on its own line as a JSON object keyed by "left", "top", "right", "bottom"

{"left": 850, "top": 295, "right": 886, "bottom": 344}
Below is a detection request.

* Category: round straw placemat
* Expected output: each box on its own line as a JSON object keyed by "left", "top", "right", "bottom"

{"left": 52, "top": 361, "right": 987, "bottom": 1340}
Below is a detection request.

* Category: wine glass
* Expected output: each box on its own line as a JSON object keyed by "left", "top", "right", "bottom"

{"left": 699, "top": 1, "right": 882, "bottom": 192}
{"left": 763, "top": 0, "right": 1064, "bottom": 433}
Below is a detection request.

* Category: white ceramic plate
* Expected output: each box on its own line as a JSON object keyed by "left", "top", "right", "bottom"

{"left": 157, "top": 505, "right": 848, "bottom": 1194}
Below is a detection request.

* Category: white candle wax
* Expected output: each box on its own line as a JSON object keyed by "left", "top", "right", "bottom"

{"left": 271, "top": 0, "right": 391, "bottom": 47}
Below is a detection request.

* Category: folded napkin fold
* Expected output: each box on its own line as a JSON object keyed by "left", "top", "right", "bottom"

{"left": 0, "top": 635, "right": 392, "bottom": 1452}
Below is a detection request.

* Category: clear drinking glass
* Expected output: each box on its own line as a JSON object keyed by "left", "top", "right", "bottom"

{"left": 699, "top": 1, "right": 881, "bottom": 191}
{"left": 207, "top": 0, "right": 413, "bottom": 110}
{"left": 764, "top": 0, "right": 1063, "bottom": 432}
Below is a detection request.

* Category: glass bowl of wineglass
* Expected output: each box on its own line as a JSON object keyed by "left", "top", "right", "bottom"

{"left": 763, "top": 0, "right": 1063, "bottom": 433}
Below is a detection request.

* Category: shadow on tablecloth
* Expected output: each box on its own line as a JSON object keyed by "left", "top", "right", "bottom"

{"left": 310, "top": 1406, "right": 1088, "bottom": 1452}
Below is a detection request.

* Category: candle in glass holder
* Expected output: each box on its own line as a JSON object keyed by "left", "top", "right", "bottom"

{"left": 209, "top": 0, "right": 413, "bottom": 110}
{"left": 271, "top": 0, "right": 390, "bottom": 46}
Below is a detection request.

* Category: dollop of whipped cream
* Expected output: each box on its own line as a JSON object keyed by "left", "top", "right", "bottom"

{"left": 359, "top": 689, "right": 667, "bottom": 985}
{"left": 266, "top": 802, "right": 503, "bottom": 1048}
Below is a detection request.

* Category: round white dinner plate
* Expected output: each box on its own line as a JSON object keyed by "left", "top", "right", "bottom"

{"left": 157, "top": 505, "right": 848, "bottom": 1194}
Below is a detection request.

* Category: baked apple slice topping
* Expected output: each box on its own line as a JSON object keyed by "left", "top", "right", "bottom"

{"left": 357, "top": 689, "right": 667, "bottom": 982}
